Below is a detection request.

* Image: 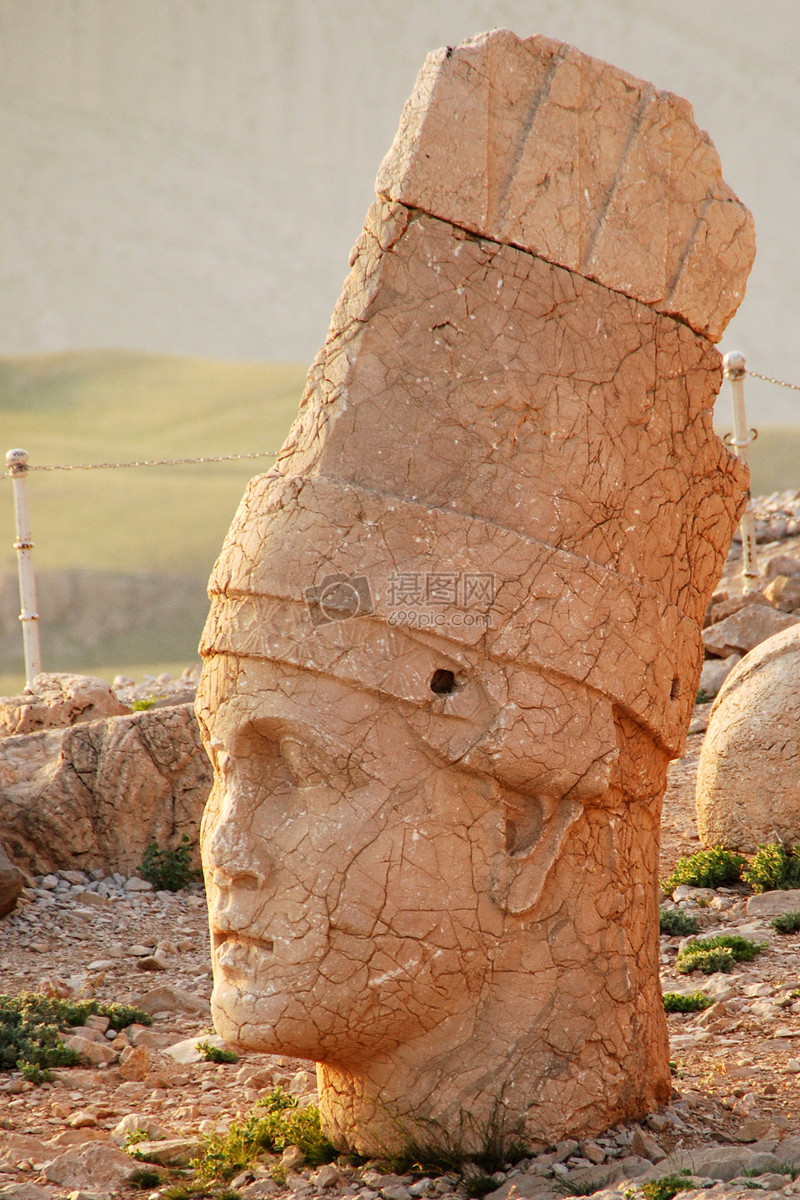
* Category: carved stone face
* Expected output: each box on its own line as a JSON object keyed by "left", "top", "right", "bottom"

{"left": 198, "top": 650, "right": 619, "bottom": 1064}
{"left": 196, "top": 25, "right": 753, "bottom": 1149}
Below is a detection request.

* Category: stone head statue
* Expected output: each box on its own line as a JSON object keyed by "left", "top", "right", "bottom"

{"left": 196, "top": 31, "right": 753, "bottom": 1154}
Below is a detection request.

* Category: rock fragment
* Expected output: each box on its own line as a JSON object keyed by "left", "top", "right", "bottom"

{"left": 0, "top": 672, "right": 129, "bottom": 738}
{"left": 0, "top": 703, "right": 209, "bottom": 875}
{"left": 702, "top": 603, "right": 800, "bottom": 656}
{"left": 44, "top": 1142, "right": 141, "bottom": 1190}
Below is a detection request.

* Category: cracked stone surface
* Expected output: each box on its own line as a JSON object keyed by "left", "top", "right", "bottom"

{"left": 696, "top": 625, "right": 800, "bottom": 851}
{"left": 196, "top": 30, "right": 752, "bottom": 1154}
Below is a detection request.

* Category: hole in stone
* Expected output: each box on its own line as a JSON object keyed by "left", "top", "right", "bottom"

{"left": 430, "top": 668, "right": 457, "bottom": 695}
{"left": 670, "top": 676, "right": 680, "bottom": 700}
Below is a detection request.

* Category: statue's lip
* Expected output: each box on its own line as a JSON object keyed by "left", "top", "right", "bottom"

{"left": 213, "top": 928, "right": 274, "bottom": 954}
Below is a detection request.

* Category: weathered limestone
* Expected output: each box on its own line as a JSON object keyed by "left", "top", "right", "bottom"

{"left": 376, "top": 30, "right": 754, "bottom": 342}
{"left": 197, "top": 31, "right": 752, "bottom": 1153}
{"left": 702, "top": 604, "right": 800, "bottom": 657}
{"left": 0, "top": 672, "right": 129, "bottom": 738}
{"left": 0, "top": 841, "right": 25, "bottom": 917}
{"left": 696, "top": 626, "right": 800, "bottom": 851}
{"left": 0, "top": 704, "right": 210, "bottom": 875}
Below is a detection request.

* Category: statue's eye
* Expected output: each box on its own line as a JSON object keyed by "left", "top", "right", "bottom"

{"left": 279, "top": 736, "right": 363, "bottom": 789}
{"left": 280, "top": 736, "right": 327, "bottom": 786}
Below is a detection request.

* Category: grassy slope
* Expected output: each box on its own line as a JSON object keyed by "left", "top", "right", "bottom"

{"left": 0, "top": 350, "right": 305, "bottom": 573}
{"left": 0, "top": 351, "right": 305, "bottom": 691}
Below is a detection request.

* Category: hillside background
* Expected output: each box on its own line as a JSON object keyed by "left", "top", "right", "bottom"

{"left": 1, "top": 0, "right": 799, "bottom": 689}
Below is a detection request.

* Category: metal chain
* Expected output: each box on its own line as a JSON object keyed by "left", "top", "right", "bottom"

{"left": 3, "top": 450, "right": 281, "bottom": 476}
{"left": 746, "top": 369, "right": 800, "bottom": 392}
{"left": 4, "top": 364, "right": 798, "bottom": 477}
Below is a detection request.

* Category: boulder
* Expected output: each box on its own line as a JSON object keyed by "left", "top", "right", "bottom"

{"left": 747, "top": 890, "right": 800, "bottom": 919}
{"left": 763, "top": 573, "right": 800, "bottom": 612}
{"left": 44, "top": 1141, "right": 141, "bottom": 1190}
{"left": 702, "top": 604, "right": 800, "bottom": 657}
{"left": 0, "top": 842, "right": 25, "bottom": 917}
{"left": 696, "top": 625, "right": 800, "bottom": 850}
{"left": 765, "top": 554, "right": 800, "bottom": 579}
{"left": 0, "top": 703, "right": 211, "bottom": 875}
{"left": 698, "top": 654, "right": 741, "bottom": 700}
{"left": 132, "top": 984, "right": 210, "bottom": 1016}
{"left": 0, "top": 672, "right": 129, "bottom": 737}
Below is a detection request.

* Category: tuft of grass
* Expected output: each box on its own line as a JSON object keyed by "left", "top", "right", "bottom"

{"left": 128, "top": 1167, "right": 162, "bottom": 1189}
{"left": 661, "top": 846, "right": 746, "bottom": 892}
{"left": 554, "top": 1177, "right": 611, "bottom": 1196}
{"left": 641, "top": 1173, "right": 693, "bottom": 1200}
{"left": 140, "top": 834, "right": 199, "bottom": 892}
{"left": 660, "top": 908, "right": 701, "bottom": 937}
{"left": 132, "top": 697, "right": 157, "bottom": 711}
{"left": 463, "top": 1174, "right": 501, "bottom": 1198}
{"left": 382, "top": 1100, "right": 528, "bottom": 1179}
{"left": 663, "top": 991, "right": 713, "bottom": 1013}
{"left": 197, "top": 1040, "right": 239, "bottom": 1064}
{"left": 676, "top": 934, "right": 765, "bottom": 975}
{"left": 772, "top": 911, "right": 800, "bottom": 935}
{"left": 192, "top": 1087, "right": 336, "bottom": 1184}
{"left": 742, "top": 843, "right": 800, "bottom": 893}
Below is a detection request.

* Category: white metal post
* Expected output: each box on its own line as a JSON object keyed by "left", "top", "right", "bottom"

{"left": 722, "top": 352, "right": 760, "bottom": 593}
{"left": 5, "top": 449, "right": 42, "bottom": 686}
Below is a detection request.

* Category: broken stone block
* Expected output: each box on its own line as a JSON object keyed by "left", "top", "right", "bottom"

{"left": 197, "top": 30, "right": 752, "bottom": 1155}
{"left": 702, "top": 603, "right": 800, "bottom": 656}
{"left": 763, "top": 573, "right": 800, "bottom": 612}
{"left": 696, "top": 625, "right": 800, "bottom": 851}
{"left": 0, "top": 672, "right": 129, "bottom": 738}
{"left": 0, "top": 703, "right": 209, "bottom": 875}
{"left": 376, "top": 30, "right": 754, "bottom": 342}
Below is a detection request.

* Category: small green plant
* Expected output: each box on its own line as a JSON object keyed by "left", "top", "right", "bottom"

{"left": 129, "top": 1167, "right": 162, "bottom": 1189}
{"left": 132, "top": 697, "right": 156, "bottom": 711}
{"left": 140, "top": 833, "right": 200, "bottom": 891}
{"left": 0, "top": 993, "right": 152, "bottom": 1080}
{"left": 662, "top": 991, "right": 713, "bottom": 1013}
{"left": 695, "top": 689, "right": 711, "bottom": 705}
{"left": 676, "top": 933, "right": 764, "bottom": 974}
{"left": 124, "top": 1128, "right": 151, "bottom": 1150}
{"left": 0, "top": 994, "right": 80, "bottom": 1076}
{"left": 641, "top": 1172, "right": 693, "bottom": 1200}
{"left": 659, "top": 908, "right": 701, "bottom": 936}
{"left": 742, "top": 843, "right": 800, "bottom": 893}
{"left": 197, "top": 1040, "right": 239, "bottom": 1064}
{"left": 661, "top": 846, "right": 746, "bottom": 892}
{"left": 193, "top": 1087, "right": 336, "bottom": 1184}
{"left": 772, "top": 911, "right": 800, "bottom": 935}
{"left": 19, "top": 1060, "right": 52, "bottom": 1083}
